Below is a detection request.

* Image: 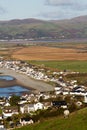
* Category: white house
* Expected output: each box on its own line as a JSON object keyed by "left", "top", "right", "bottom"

{"left": 4, "top": 102, "right": 10, "bottom": 107}
{"left": 20, "top": 118, "right": 34, "bottom": 126}
{"left": 55, "top": 87, "right": 62, "bottom": 95}
{"left": 3, "top": 109, "right": 13, "bottom": 119}
{"left": 34, "top": 102, "right": 44, "bottom": 111}
{"left": 20, "top": 104, "right": 30, "bottom": 114}
{"left": 29, "top": 104, "right": 35, "bottom": 112}
{"left": 2, "top": 107, "right": 18, "bottom": 119}
{"left": 20, "top": 102, "right": 44, "bottom": 114}
{"left": 84, "top": 95, "right": 87, "bottom": 103}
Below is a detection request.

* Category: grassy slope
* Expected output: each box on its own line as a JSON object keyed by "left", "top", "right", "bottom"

{"left": 1, "top": 16, "right": 87, "bottom": 38}
{"left": 14, "top": 108, "right": 87, "bottom": 130}
{"left": 0, "top": 22, "right": 59, "bottom": 35}
{"left": 29, "top": 61, "right": 87, "bottom": 72}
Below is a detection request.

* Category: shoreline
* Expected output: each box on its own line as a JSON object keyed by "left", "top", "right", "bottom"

{"left": 0, "top": 78, "right": 34, "bottom": 91}
{"left": 0, "top": 68, "right": 54, "bottom": 92}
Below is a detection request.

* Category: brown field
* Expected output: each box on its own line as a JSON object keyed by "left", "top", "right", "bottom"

{"left": 11, "top": 46, "right": 87, "bottom": 61}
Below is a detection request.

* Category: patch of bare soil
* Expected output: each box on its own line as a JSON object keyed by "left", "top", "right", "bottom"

{"left": 12, "top": 46, "right": 87, "bottom": 61}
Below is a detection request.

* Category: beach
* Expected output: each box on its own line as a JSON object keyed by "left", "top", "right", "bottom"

{"left": 0, "top": 68, "right": 54, "bottom": 92}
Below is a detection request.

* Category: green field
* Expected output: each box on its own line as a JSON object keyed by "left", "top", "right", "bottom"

{"left": 29, "top": 61, "right": 87, "bottom": 72}
{"left": 14, "top": 108, "right": 87, "bottom": 130}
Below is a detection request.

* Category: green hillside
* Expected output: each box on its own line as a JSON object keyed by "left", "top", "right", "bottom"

{"left": 14, "top": 108, "right": 87, "bottom": 130}
{"left": 1, "top": 15, "right": 87, "bottom": 40}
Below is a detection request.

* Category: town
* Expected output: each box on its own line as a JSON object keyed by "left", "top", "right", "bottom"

{"left": 0, "top": 59, "right": 87, "bottom": 129}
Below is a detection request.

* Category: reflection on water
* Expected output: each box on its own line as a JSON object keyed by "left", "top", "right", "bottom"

{"left": 0, "top": 75, "right": 15, "bottom": 81}
{"left": 0, "top": 75, "right": 30, "bottom": 97}
{"left": 0, "top": 86, "right": 29, "bottom": 97}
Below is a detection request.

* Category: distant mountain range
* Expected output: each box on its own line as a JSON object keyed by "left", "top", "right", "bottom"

{"left": 0, "top": 15, "right": 87, "bottom": 40}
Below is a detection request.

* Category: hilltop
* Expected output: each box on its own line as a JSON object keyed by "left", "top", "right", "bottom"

{"left": 0, "top": 15, "right": 87, "bottom": 40}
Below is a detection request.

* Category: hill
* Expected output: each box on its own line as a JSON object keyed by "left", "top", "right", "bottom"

{"left": 0, "top": 15, "right": 87, "bottom": 40}
{"left": 14, "top": 108, "right": 87, "bottom": 130}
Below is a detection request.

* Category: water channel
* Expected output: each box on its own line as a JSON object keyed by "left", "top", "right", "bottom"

{"left": 0, "top": 75, "right": 29, "bottom": 97}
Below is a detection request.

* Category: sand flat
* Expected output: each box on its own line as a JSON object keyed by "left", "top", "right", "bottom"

{"left": 0, "top": 68, "right": 54, "bottom": 92}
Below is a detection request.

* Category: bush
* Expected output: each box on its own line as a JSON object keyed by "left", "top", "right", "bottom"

{"left": 69, "top": 102, "right": 77, "bottom": 112}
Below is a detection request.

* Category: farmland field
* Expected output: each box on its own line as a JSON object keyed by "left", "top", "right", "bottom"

{"left": 0, "top": 42, "right": 87, "bottom": 72}
{"left": 12, "top": 45, "right": 87, "bottom": 61}
{"left": 28, "top": 60, "right": 87, "bottom": 72}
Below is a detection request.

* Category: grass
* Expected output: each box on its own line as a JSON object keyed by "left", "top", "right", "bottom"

{"left": 14, "top": 108, "right": 87, "bottom": 130}
{"left": 29, "top": 60, "right": 87, "bottom": 72}
{"left": 0, "top": 108, "right": 2, "bottom": 114}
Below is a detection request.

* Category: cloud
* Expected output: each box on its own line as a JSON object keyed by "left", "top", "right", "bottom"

{"left": 45, "top": 0, "right": 87, "bottom": 10}
{"left": 46, "top": 0, "right": 74, "bottom": 6}
{"left": 0, "top": 6, "right": 7, "bottom": 15}
{"left": 40, "top": 0, "right": 87, "bottom": 20}
{"left": 39, "top": 10, "right": 80, "bottom": 20}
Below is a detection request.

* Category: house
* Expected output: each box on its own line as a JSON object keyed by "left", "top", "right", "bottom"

{"left": 34, "top": 102, "right": 44, "bottom": 111}
{"left": 70, "top": 91, "right": 86, "bottom": 96}
{"left": 0, "top": 120, "right": 4, "bottom": 129}
{"left": 20, "top": 102, "right": 44, "bottom": 114}
{"left": 55, "top": 87, "right": 62, "bottom": 95}
{"left": 20, "top": 104, "right": 29, "bottom": 114}
{"left": 2, "top": 109, "right": 13, "bottom": 119}
{"left": 63, "top": 91, "right": 69, "bottom": 95}
{"left": 84, "top": 95, "right": 87, "bottom": 103}
{"left": 20, "top": 118, "right": 33, "bottom": 126}
{"left": 52, "top": 101, "right": 67, "bottom": 109}
{"left": 2, "top": 107, "right": 18, "bottom": 119}
{"left": 0, "top": 97, "right": 6, "bottom": 106}
{"left": 20, "top": 104, "right": 35, "bottom": 114}
{"left": 43, "top": 102, "right": 51, "bottom": 109}
{"left": 4, "top": 101, "right": 10, "bottom": 107}
{"left": 0, "top": 114, "right": 4, "bottom": 128}
{"left": 18, "top": 98, "right": 27, "bottom": 105}
{"left": 28, "top": 104, "right": 35, "bottom": 112}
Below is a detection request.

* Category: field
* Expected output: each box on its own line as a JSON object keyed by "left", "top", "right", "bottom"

{"left": 0, "top": 42, "right": 87, "bottom": 72}
{"left": 12, "top": 45, "right": 87, "bottom": 61}
{"left": 14, "top": 108, "right": 87, "bottom": 130}
{"left": 28, "top": 61, "right": 87, "bottom": 72}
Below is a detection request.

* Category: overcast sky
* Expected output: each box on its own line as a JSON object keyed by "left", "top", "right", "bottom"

{"left": 0, "top": 0, "right": 87, "bottom": 20}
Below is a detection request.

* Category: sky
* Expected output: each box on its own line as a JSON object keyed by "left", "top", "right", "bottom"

{"left": 0, "top": 0, "right": 87, "bottom": 21}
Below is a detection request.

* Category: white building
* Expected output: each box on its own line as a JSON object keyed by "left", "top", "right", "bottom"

{"left": 84, "top": 95, "right": 87, "bottom": 103}
{"left": 34, "top": 102, "right": 44, "bottom": 111}
{"left": 20, "top": 102, "right": 44, "bottom": 114}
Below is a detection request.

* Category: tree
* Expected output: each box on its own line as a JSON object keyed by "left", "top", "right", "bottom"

{"left": 9, "top": 95, "right": 20, "bottom": 106}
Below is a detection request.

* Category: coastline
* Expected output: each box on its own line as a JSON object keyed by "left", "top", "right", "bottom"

{"left": 0, "top": 68, "right": 54, "bottom": 92}
{"left": 0, "top": 78, "right": 34, "bottom": 91}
